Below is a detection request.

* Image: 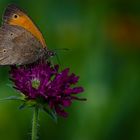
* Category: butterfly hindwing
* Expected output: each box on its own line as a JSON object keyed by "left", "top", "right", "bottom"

{"left": 0, "top": 24, "right": 44, "bottom": 65}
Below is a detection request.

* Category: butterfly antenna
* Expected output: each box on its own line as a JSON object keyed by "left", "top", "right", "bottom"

{"left": 48, "top": 52, "right": 63, "bottom": 72}
{"left": 46, "top": 48, "right": 69, "bottom": 71}
{"left": 52, "top": 48, "right": 70, "bottom": 71}
{"left": 49, "top": 58, "right": 56, "bottom": 71}
{"left": 53, "top": 48, "right": 70, "bottom": 52}
{"left": 55, "top": 53, "right": 63, "bottom": 71}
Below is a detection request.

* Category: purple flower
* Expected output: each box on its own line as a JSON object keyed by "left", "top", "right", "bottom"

{"left": 10, "top": 61, "right": 85, "bottom": 117}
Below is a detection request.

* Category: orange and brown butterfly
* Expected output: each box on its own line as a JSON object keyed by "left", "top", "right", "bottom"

{"left": 0, "top": 4, "right": 52, "bottom": 65}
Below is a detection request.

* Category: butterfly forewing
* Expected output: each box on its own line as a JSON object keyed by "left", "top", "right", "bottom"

{"left": 3, "top": 4, "right": 47, "bottom": 48}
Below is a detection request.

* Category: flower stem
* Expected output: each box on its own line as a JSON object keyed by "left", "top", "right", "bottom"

{"left": 31, "top": 106, "right": 39, "bottom": 140}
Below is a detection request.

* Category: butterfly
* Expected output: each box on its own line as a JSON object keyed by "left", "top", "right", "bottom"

{"left": 0, "top": 4, "right": 53, "bottom": 65}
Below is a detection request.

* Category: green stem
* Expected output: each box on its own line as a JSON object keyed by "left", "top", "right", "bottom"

{"left": 31, "top": 106, "right": 39, "bottom": 140}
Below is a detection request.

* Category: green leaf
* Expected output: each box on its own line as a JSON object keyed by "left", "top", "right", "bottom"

{"left": 6, "top": 83, "right": 13, "bottom": 88}
{"left": 0, "top": 96, "right": 25, "bottom": 102}
{"left": 18, "top": 99, "right": 37, "bottom": 110}
{"left": 43, "top": 106, "right": 58, "bottom": 123}
{"left": 26, "top": 100, "right": 36, "bottom": 107}
{"left": 18, "top": 103, "right": 26, "bottom": 110}
{"left": 19, "top": 100, "right": 37, "bottom": 109}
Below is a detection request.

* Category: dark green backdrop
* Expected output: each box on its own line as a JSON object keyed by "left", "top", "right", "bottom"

{"left": 0, "top": 0, "right": 140, "bottom": 140}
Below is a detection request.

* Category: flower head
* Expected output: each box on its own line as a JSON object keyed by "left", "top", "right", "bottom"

{"left": 10, "top": 61, "right": 85, "bottom": 117}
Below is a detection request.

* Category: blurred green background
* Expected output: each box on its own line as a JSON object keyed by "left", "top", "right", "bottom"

{"left": 0, "top": 0, "right": 140, "bottom": 140}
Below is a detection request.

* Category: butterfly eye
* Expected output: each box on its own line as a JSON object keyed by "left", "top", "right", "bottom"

{"left": 47, "top": 50, "right": 56, "bottom": 57}
{"left": 3, "top": 49, "right": 6, "bottom": 53}
{"left": 13, "top": 14, "right": 19, "bottom": 19}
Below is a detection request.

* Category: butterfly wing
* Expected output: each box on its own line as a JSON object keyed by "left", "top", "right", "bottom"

{"left": 3, "top": 4, "right": 47, "bottom": 48}
{"left": 0, "top": 24, "right": 44, "bottom": 65}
